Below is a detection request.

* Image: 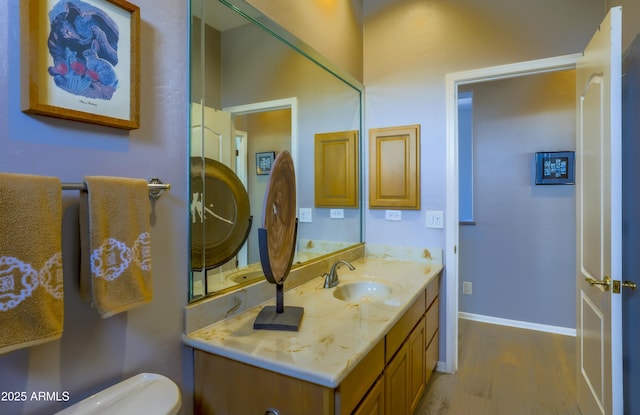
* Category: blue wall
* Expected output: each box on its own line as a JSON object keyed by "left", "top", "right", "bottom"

{"left": 458, "top": 71, "right": 577, "bottom": 329}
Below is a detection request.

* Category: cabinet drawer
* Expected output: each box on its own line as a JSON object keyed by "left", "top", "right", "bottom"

{"left": 195, "top": 350, "right": 334, "bottom": 415}
{"left": 425, "top": 274, "right": 439, "bottom": 309}
{"left": 337, "top": 339, "right": 384, "bottom": 415}
{"left": 386, "top": 291, "right": 426, "bottom": 363}
{"left": 425, "top": 330, "right": 439, "bottom": 384}
{"left": 425, "top": 297, "right": 439, "bottom": 346}
{"left": 352, "top": 376, "right": 385, "bottom": 415}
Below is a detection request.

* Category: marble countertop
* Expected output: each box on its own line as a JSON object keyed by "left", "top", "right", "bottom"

{"left": 183, "top": 256, "right": 443, "bottom": 388}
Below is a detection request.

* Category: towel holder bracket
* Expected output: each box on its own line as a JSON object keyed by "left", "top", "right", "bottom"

{"left": 148, "top": 177, "right": 169, "bottom": 199}
{"left": 61, "top": 178, "right": 171, "bottom": 199}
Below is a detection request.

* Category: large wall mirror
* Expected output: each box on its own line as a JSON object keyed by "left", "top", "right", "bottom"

{"left": 189, "top": 0, "right": 363, "bottom": 301}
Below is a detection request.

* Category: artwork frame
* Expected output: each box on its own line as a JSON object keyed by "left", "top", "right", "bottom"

{"left": 21, "top": 0, "right": 140, "bottom": 130}
{"left": 256, "top": 152, "right": 276, "bottom": 175}
{"left": 535, "top": 151, "right": 575, "bottom": 185}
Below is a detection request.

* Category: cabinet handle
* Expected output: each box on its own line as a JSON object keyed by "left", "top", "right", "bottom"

{"left": 265, "top": 409, "right": 280, "bottom": 415}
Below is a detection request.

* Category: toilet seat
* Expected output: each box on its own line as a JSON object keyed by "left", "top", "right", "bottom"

{"left": 55, "top": 373, "right": 181, "bottom": 415}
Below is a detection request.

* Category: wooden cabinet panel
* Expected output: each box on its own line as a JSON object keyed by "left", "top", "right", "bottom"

{"left": 352, "top": 376, "right": 385, "bottom": 415}
{"left": 337, "top": 340, "right": 384, "bottom": 415}
{"left": 195, "top": 350, "right": 334, "bottom": 415}
{"left": 408, "top": 317, "right": 426, "bottom": 414}
{"left": 426, "top": 330, "right": 439, "bottom": 385}
{"left": 425, "top": 297, "right": 439, "bottom": 347}
{"left": 368, "top": 125, "right": 420, "bottom": 209}
{"left": 385, "top": 341, "right": 409, "bottom": 415}
{"left": 386, "top": 291, "right": 426, "bottom": 363}
{"left": 426, "top": 274, "right": 439, "bottom": 309}
{"left": 315, "top": 130, "right": 359, "bottom": 208}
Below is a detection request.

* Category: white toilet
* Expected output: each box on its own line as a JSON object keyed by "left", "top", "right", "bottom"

{"left": 55, "top": 373, "right": 181, "bottom": 415}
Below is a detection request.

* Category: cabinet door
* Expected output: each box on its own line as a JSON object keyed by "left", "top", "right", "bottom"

{"left": 408, "top": 317, "right": 426, "bottom": 414}
{"left": 353, "top": 377, "right": 384, "bottom": 415}
{"left": 385, "top": 342, "right": 409, "bottom": 415}
{"left": 368, "top": 124, "right": 420, "bottom": 209}
{"left": 315, "top": 130, "right": 359, "bottom": 208}
{"left": 426, "top": 330, "right": 439, "bottom": 385}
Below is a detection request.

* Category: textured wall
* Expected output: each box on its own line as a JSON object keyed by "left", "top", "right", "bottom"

{"left": 363, "top": 0, "right": 603, "bottom": 251}
{"left": 0, "top": 0, "right": 191, "bottom": 414}
{"left": 247, "top": 0, "right": 363, "bottom": 82}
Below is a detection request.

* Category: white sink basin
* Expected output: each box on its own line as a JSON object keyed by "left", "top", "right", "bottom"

{"left": 333, "top": 281, "right": 392, "bottom": 303}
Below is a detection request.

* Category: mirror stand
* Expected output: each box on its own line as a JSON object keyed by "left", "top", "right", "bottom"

{"left": 253, "top": 223, "right": 303, "bottom": 332}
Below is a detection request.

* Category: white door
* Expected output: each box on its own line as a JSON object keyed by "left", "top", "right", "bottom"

{"left": 190, "top": 103, "right": 234, "bottom": 167}
{"left": 576, "top": 7, "right": 623, "bottom": 415}
{"left": 235, "top": 130, "right": 249, "bottom": 267}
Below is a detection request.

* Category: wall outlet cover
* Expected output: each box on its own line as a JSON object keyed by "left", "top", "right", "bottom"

{"left": 299, "top": 208, "right": 312, "bottom": 223}
{"left": 463, "top": 281, "right": 472, "bottom": 295}
{"left": 385, "top": 210, "right": 402, "bottom": 221}
{"left": 330, "top": 209, "right": 344, "bottom": 219}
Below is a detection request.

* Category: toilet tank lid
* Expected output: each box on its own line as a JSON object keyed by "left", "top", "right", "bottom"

{"left": 55, "top": 373, "right": 181, "bottom": 415}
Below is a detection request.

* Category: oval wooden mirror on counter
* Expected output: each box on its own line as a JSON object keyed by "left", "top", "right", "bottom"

{"left": 189, "top": 0, "right": 364, "bottom": 301}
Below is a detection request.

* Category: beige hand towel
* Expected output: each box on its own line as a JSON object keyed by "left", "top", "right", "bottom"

{"left": 79, "top": 176, "right": 152, "bottom": 318}
{"left": 0, "top": 173, "right": 63, "bottom": 355}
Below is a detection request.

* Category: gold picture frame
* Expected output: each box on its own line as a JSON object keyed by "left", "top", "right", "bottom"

{"left": 21, "top": 0, "right": 140, "bottom": 130}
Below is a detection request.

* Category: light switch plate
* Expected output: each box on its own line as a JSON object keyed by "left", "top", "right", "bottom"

{"left": 330, "top": 209, "right": 344, "bottom": 219}
{"left": 426, "top": 210, "right": 444, "bottom": 228}
{"left": 385, "top": 210, "right": 402, "bottom": 221}
{"left": 299, "top": 208, "right": 312, "bottom": 223}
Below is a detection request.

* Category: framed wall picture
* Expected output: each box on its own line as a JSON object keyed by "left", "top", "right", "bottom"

{"left": 256, "top": 152, "right": 275, "bottom": 175}
{"left": 21, "top": 0, "right": 141, "bottom": 130}
{"left": 535, "top": 151, "right": 575, "bottom": 185}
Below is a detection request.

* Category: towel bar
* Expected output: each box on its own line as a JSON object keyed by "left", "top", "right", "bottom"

{"left": 61, "top": 177, "right": 171, "bottom": 199}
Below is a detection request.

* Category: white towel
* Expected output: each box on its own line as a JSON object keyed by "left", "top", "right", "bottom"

{"left": 79, "top": 176, "right": 152, "bottom": 318}
{"left": 0, "top": 173, "right": 63, "bottom": 354}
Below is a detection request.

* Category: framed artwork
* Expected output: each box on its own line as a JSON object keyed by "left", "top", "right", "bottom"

{"left": 21, "top": 0, "right": 140, "bottom": 130}
{"left": 535, "top": 151, "right": 575, "bottom": 185}
{"left": 256, "top": 152, "right": 275, "bottom": 175}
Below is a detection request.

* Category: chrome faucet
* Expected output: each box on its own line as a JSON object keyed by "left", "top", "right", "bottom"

{"left": 323, "top": 260, "right": 355, "bottom": 288}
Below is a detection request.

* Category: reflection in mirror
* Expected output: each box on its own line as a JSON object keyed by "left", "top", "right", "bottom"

{"left": 189, "top": 0, "right": 363, "bottom": 301}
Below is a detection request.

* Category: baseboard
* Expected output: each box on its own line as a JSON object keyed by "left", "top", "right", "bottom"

{"left": 435, "top": 361, "right": 448, "bottom": 373}
{"left": 458, "top": 312, "right": 576, "bottom": 337}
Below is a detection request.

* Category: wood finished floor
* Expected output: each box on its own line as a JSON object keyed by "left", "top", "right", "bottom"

{"left": 413, "top": 319, "right": 582, "bottom": 415}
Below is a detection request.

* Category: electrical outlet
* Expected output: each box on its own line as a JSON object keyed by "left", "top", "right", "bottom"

{"left": 330, "top": 209, "right": 344, "bottom": 219}
{"left": 299, "top": 208, "right": 312, "bottom": 223}
{"left": 463, "top": 281, "right": 472, "bottom": 295}
{"left": 426, "top": 210, "right": 444, "bottom": 228}
{"left": 385, "top": 210, "right": 402, "bottom": 221}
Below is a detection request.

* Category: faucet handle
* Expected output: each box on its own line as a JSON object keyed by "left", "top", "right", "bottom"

{"left": 322, "top": 271, "right": 339, "bottom": 289}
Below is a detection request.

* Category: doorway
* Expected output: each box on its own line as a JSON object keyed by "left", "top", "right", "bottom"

{"left": 444, "top": 53, "right": 582, "bottom": 373}
{"left": 224, "top": 98, "right": 299, "bottom": 264}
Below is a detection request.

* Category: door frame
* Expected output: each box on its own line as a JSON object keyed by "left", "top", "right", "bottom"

{"left": 223, "top": 97, "right": 299, "bottom": 208}
{"left": 443, "top": 53, "right": 582, "bottom": 373}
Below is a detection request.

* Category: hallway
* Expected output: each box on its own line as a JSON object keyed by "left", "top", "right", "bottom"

{"left": 414, "top": 319, "right": 581, "bottom": 415}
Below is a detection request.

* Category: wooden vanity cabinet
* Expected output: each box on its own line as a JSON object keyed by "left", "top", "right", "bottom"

{"left": 194, "top": 350, "right": 334, "bottom": 415}
{"left": 194, "top": 272, "right": 441, "bottom": 415}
